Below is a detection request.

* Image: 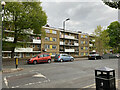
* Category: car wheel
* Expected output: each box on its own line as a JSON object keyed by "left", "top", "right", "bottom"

{"left": 48, "top": 59, "right": 51, "bottom": 63}
{"left": 60, "top": 59, "right": 63, "bottom": 62}
{"left": 33, "top": 60, "right": 37, "bottom": 65}
{"left": 70, "top": 58, "right": 74, "bottom": 62}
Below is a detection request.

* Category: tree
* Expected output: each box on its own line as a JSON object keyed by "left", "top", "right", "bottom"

{"left": 3, "top": 2, "right": 47, "bottom": 58}
{"left": 93, "top": 25, "right": 110, "bottom": 55}
{"left": 102, "top": 0, "right": 120, "bottom": 9}
{"left": 106, "top": 21, "right": 120, "bottom": 53}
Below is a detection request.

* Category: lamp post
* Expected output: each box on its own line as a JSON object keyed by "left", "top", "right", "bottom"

{"left": 63, "top": 18, "right": 70, "bottom": 53}
{"left": 1, "top": 1, "right": 6, "bottom": 71}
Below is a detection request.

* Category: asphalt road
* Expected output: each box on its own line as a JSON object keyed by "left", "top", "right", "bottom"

{"left": 2, "top": 58, "right": 119, "bottom": 89}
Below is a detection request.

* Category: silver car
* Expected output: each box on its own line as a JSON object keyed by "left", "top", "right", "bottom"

{"left": 54, "top": 54, "right": 74, "bottom": 62}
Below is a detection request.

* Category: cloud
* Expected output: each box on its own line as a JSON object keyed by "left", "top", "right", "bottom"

{"left": 41, "top": 2, "right": 118, "bottom": 34}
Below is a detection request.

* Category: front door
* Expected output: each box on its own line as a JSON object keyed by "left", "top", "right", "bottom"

{"left": 38, "top": 54, "right": 44, "bottom": 63}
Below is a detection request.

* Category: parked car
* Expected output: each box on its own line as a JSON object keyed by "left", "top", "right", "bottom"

{"left": 88, "top": 52, "right": 102, "bottom": 60}
{"left": 54, "top": 54, "right": 74, "bottom": 62}
{"left": 27, "top": 53, "right": 51, "bottom": 64}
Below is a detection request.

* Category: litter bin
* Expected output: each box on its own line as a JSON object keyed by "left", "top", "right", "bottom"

{"left": 95, "top": 67, "right": 116, "bottom": 90}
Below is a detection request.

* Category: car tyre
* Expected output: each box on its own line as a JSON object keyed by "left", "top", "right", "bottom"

{"left": 33, "top": 60, "right": 37, "bottom": 65}
{"left": 70, "top": 58, "right": 74, "bottom": 62}
{"left": 48, "top": 59, "right": 51, "bottom": 63}
{"left": 60, "top": 59, "right": 63, "bottom": 62}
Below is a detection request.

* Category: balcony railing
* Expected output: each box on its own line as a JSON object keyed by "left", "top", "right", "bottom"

{"left": 15, "top": 48, "right": 33, "bottom": 52}
{"left": 65, "top": 49, "right": 75, "bottom": 52}
{"left": 33, "top": 39, "right": 41, "bottom": 44}
{"left": 89, "top": 44, "right": 93, "bottom": 47}
{"left": 4, "top": 37, "right": 14, "bottom": 42}
{"left": 74, "top": 43, "right": 79, "bottom": 46}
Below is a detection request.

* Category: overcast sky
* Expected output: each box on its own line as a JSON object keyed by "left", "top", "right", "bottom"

{"left": 41, "top": 1, "right": 118, "bottom": 34}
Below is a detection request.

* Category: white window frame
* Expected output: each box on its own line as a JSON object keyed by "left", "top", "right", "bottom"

{"left": 45, "top": 45, "right": 50, "bottom": 49}
{"left": 45, "top": 37, "right": 50, "bottom": 41}
{"left": 52, "top": 45, "right": 56, "bottom": 49}
{"left": 52, "top": 38, "right": 56, "bottom": 42}
{"left": 45, "top": 29, "right": 50, "bottom": 33}
{"left": 52, "top": 30, "right": 57, "bottom": 34}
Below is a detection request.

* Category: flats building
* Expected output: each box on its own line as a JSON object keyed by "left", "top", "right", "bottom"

{"left": 2, "top": 26, "right": 90, "bottom": 58}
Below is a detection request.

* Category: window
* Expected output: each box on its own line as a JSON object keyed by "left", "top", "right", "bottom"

{"left": 85, "top": 47, "right": 88, "bottom": 50}
{"left": 81, "top": 35, "right": 83, "bottom": 38}
{"left": 81, "top": 52, "right": 84, "bottom": 56}
{"left": 86, "top": 52, "right": 88, "bottom": 55}
{"left": 45, "top": 45, "right": 50, "bottom": 49}
{"left": 27, "top": 44, "right": 31, "bottom": 48}
{"left": 52, "top": 45, "right": 56, "bottom": 49}
{"left": 81, "top": 47, "right": 83, "bottom": 50}
{"left": 45, "top": 37, "right": 50, "bottom": 41}
{"left": 44, "top": 54, "right": 48, "bottom": 57}
{"left": 8, "top": 53, "right": 11, "bottom": 57}
{"left": 85, "top": 41, "right": 88, "bottom": 44}
{"left": 85, "top": 36, "right": 88, "bottom": 38}
{"left": 52, "top": 30, "right": 57, "bottom": 34}
{"left": 37, "top": 45, "right": 40, "bottom": 48}
{"left": 26, "top": 53, "right": 30, "bottom": 57}
{"left": 52, "top": 38, "right": 56, "bottom": 41}
{"left": 33, "top": 44, "right": 35, "bottom": 48}
{"left": 40, "top": 54, "right": 44, "bottom": 57}
{"left": 45, "top": 29, "right": 50, "bottom": 33}
{"left": 81, "top": 41, "right": 83, "bottom": 44}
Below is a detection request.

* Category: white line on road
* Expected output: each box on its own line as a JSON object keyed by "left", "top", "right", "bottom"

{"left": 4, "top": 77, "right": 9, "bottom": 88}
{"left": 32, "top": 73, "right": 46, "bottom": 78}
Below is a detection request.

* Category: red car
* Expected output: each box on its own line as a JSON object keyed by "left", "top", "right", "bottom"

{"left": 27, "top": 53, "right": 51, "bottom": 64}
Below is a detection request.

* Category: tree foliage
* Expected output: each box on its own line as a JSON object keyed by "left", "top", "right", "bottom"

{"left": 106, "top": 21, "right": 120, "bottom": 53}
{"left": 102, "top": 0, "right": 120, "bottom": 9}
{"left": 3, "top": 2, "right": 47, "bottom": 58}
{"left": 93, "top": 25, "right": 110, "bottom": 54}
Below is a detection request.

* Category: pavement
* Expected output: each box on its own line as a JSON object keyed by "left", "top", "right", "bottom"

{"left": 2, "top": 68, "right": 24, "bottom": 73}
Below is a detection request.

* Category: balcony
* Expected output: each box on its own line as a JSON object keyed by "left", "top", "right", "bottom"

{"left": 60, "top": 41, "right": 65, "bottom": 45}
{"left": 60, "top": 35, "right": 78, "bottom": 40}
{"left": 4, "top": 37, "right": 14, "bottom": 42}
{"left": 33, "top": 39, "right": 41, "bottom": 44}
{"left": 92, "top": 39, "right": 95, "bottom": 42}
{"left": 74, "top": 43, "right": 79, "bottom": 46}
{"left": 15, "top": 48, "right": 33, "bottom": 52}
{"left": 65, "top": 35, "right": 75, "bottom": 39}
{"left": 89, "top": 44, "right": 93, "bottom": 47}
{"left": 65, "top": 49, "right": 75, "bottom": 52}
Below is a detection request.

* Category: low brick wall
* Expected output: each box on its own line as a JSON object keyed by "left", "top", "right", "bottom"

{"left": 2, "top": 58, "right": 28, "bottom": 66}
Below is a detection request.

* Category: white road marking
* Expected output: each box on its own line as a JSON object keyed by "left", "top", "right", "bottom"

{"left": 32, "top": 73, "right": 46, "bottom": 78}
{"left": 82, "top": 83, "right": 95, "bottom": 88}
{"left": 4, "top": 72, "right": 50, "bottom": 88}
{"left": 4, "top": 77, "right": 9, "bottom": 88}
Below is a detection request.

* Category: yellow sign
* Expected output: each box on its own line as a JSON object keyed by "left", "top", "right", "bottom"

{"left": 84, "top": 53, "right": 86, "bottom": 56}
{"left": 50, "top": 37, "right": 52, "bottom": 41}
{"left": 50, "top": 45, "right": 52, "bottom": 49}
{"left": 83, "top": 47, "right": 85, "bottom": 50}
{"left": 83, "top": 35, "right": 85, "bottom": 38}
{"left": 50, "top": 29, "right": 52, "bottom": 33}
{"left": 83, "top": 41, "right": 85, "bottom": 44}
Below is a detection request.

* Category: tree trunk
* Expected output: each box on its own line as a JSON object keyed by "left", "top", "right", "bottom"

{"left": 11, "top": 47, "right": 15, "bottom": 58}
{"left": 11, "top": 15, "right": 18, "bottom": 58}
